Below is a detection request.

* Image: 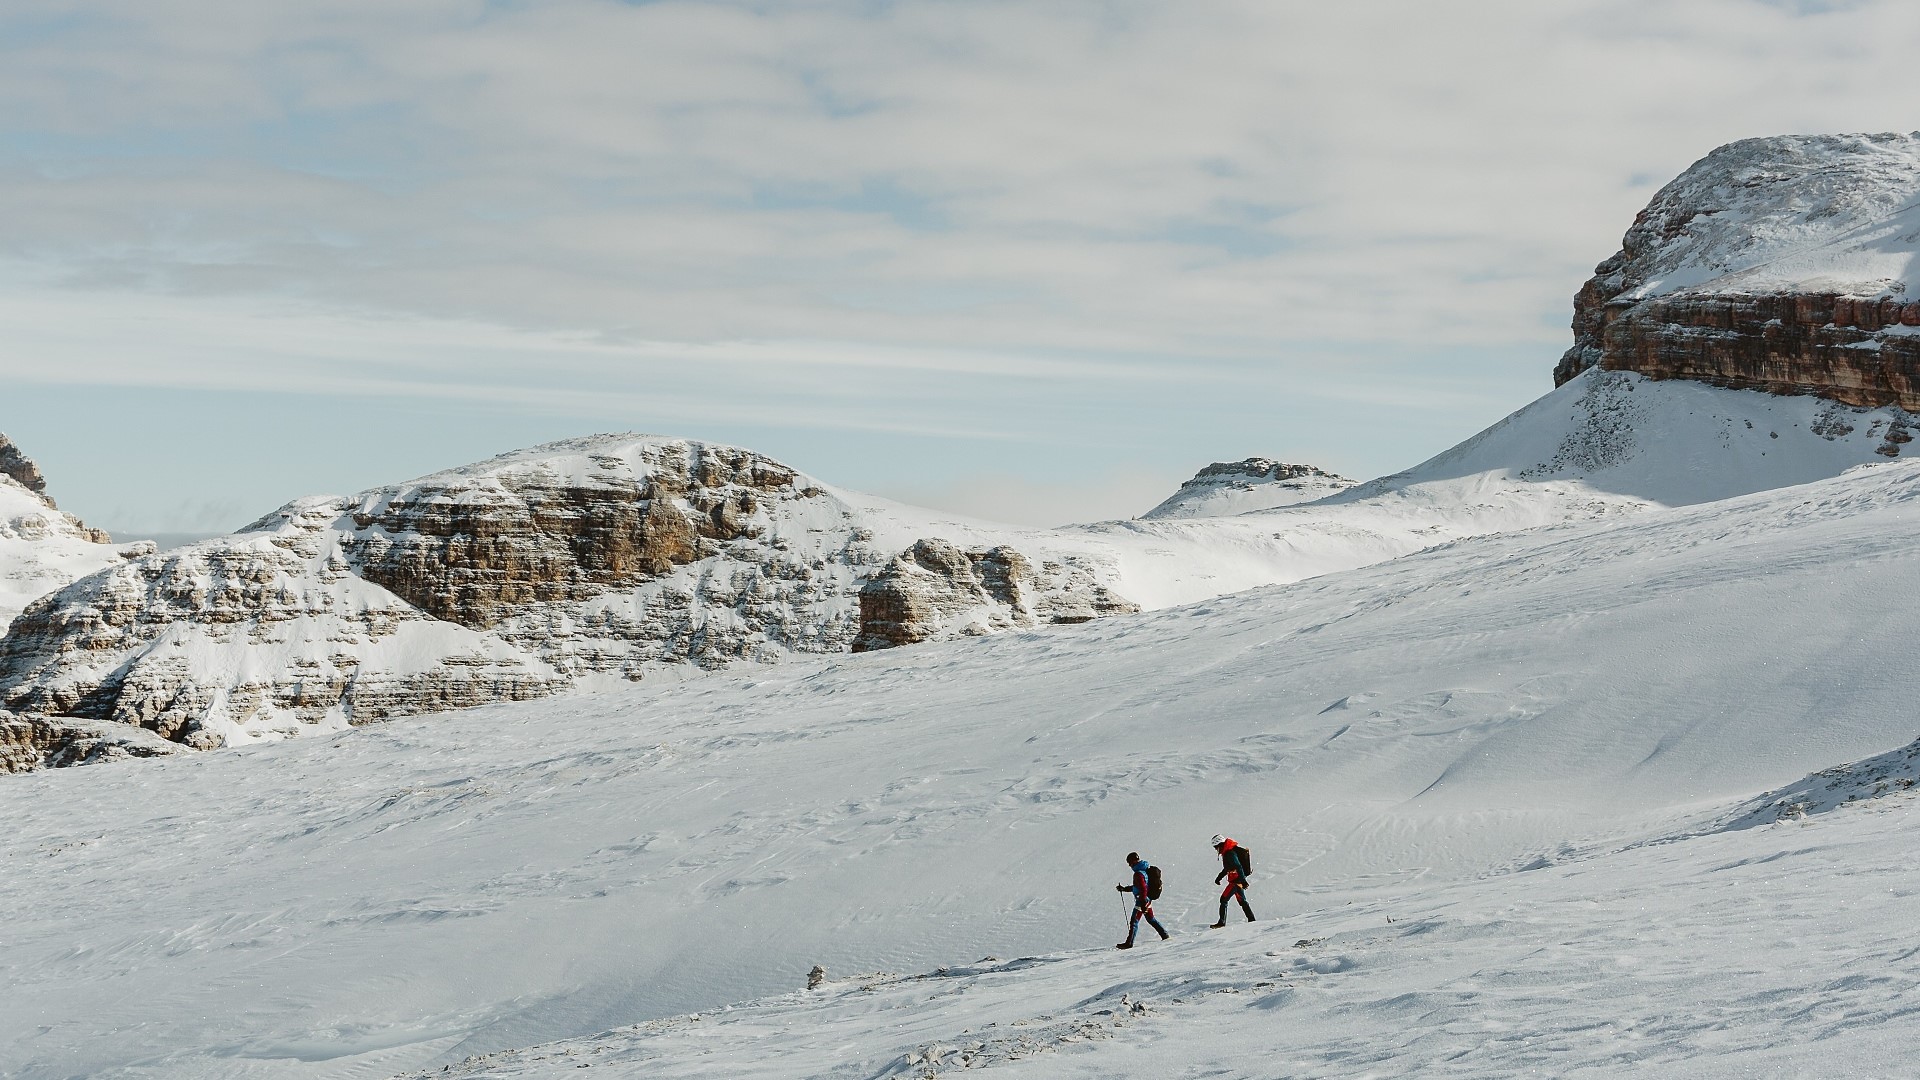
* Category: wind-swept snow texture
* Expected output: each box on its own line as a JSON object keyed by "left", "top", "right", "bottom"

{"left": 9, "top": 453, "right": 1920, "bottom": 1077}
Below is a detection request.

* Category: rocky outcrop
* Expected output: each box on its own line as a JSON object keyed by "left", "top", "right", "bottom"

{"left": 852, "top": 539, "right": 1138, "bottom": 651}
{"left": 1555, "top": 133, "right": 1920, "bottom": 412}
{"left": 1559, "top": 291, "right": 1920, "bottom": 412}
{"left": 0, "top": 710, "right": 180, "bottom": 773}
{"left": 1143, "top": 459, "right": 1354, "bottom": 519}
{"left": 2, "top": 433, "right": 127, "bottom": 643}
{"left": 0, "top": 436, "right": 1142, "bottom": 751}
{"left": 346, "top": 444, "right": 797, "bottom": 629}
{"left": 0, "top": 434, "right": 49, "bottom": 502}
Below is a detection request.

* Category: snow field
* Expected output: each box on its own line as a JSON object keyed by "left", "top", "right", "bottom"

{"left": 404, "top": 793, "right": 1920, "bottom": 1079}
{"left": 9, "top": 447, "right": 1920, "bottom": 1077}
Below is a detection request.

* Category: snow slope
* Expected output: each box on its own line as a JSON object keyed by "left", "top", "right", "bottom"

{"left": 1613, "top": 132, "right": 1920, "bottom": 300}
{"left": 1077, "top": 365, "right": 1920, "bottom": 607}
{"left": 404, "top": 797, "right": 1920, "bottom": 1079}
{"left": 9, "top": 451, "right": 1920, "bottom": 1077}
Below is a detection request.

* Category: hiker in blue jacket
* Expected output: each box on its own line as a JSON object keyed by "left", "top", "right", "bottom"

{"left": 1114, "top": 851, "right": 1169, "bottom": 949}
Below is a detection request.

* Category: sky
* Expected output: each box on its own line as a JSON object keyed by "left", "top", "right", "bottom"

{"left": 3, "top": 0, "right": 1918, "bottom": 533}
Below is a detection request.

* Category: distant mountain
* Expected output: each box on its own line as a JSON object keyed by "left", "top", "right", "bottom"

{"left": 0, "top": 434, "right": 169, "bottom": 772}
{"left": 9, "top": 360, "right": 1915, "bottom": 761}
{"left": 1141, "top": 459, "right": 1354, "bottom": 519}
{"left": 12, "top": 133, "right": 1920, "bottom": 765}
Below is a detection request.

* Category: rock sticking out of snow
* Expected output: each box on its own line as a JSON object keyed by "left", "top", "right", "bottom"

{"left": 0, "top": 433, "right": 127, "bottom": 632}
{"left": 851, "top": 539, "right": 1137, "bottom": 651}
{"left": 1719, "top": 736, "right": 1920, "bottom": 831}
{"left": 0, "top": 709, "right": 181, "bottom": 773}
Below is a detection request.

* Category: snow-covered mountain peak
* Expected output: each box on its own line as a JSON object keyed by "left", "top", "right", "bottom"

{"left": 1615, "top": 131, "right": 1920, "bottom": 301}
{"left": 0, "top": 434, "right": 125, "bottom": 628}
{"left": 379, "top": 433, "right": 808, "bottom": 494}
{"left": 1141, "top": 458, "right": 1354, "bottom": 519}
{"left": 1555, "top": 132, "right": 1920, "bottom": 405}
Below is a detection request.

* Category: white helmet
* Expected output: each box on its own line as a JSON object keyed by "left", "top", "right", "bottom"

{"left": 1210, "top": 834, "right": 1226, "bottom": 847}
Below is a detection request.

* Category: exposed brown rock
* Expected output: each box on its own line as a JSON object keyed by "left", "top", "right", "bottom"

{"left": 1558, "top": 290, "right": 1920, "bottom": 412}
{"left": 1554, "top": 133, "right": 1920, "bottom": 410}
{"left": 0, "top": 434, "right": 49, "bottom": 502}
{"left": 0, "top": 432, "right": 111, "bottom": 543}
{"left": 348, "top": 443, "right": 781, "bottom": 629}
{"left": 0, "top": 709, "right": 180, "bottom": 773}
{"left": 852, "top": 539, "right": 1138, "bottom": 652}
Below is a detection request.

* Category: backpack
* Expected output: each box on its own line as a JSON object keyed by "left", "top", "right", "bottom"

{"left": 1236, "top": 845, "right": 1252, "bottom": 877}
{"left": 1146, "top": 864, "right": 1163, "bottom": 900}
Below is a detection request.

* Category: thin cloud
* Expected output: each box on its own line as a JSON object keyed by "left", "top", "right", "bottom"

{"left": 3, "top": 0, "right": 1919, "bottom": 525}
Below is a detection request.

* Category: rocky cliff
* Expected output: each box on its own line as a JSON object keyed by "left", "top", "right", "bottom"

{"left": 0, "top": 434, "right": 128, "bottom": 632}
{"left": 1555, "top": 132, "right": 1920, "bottom": 413}
{"left": 0, "top": 436, "right": 1140, "bottom": 752}
{"left": 0, "top": 434, "right": 49, "bottom": 502}
{"left": 0, "top": 710, "right": 179, "bottom": 774}
{"left": 851, "top": 539, "right": 1138, "bottom": 651}
{"left": 1143, "top": 459, "right": 1354, "bottom": 519}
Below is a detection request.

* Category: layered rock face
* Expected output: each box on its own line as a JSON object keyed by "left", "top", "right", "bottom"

{"left": 0, "top": 710, "right": 179, "bottom": 773}
{"left": 1143, "top": 459, "right": 1354, "bottom": 519}
{"left": 852, "top": 539, "right": 1138, "bottom": 651}
{"left": 1556, "top": 132, "right": 1920, "bottom": 413}
{"left": 0, "top": 436, "right": 1137, "bottom": 752}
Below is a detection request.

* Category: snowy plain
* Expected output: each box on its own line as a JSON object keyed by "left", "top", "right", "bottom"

{"left": 8, "top": 376, "right": 1920, "bottom": 1077}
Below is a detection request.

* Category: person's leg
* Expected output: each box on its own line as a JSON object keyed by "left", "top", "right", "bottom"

{"left": 1235, "top": 885, "right": 1256, "bottom": 921}
{"left": 1146, "top": 911, "right": 1168, "bottom": 939}
{"left": 1214, "top": 885, "right": 1232, "bottom": 927}
{"left": 1124, "top": 906, "right": 1143, "bottom": 946}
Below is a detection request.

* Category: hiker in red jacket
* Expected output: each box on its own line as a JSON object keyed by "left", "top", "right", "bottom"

{"left": 1211, "top": 834, "right": 1256, "bottom": 928}
{"left": 1114, "top": 851, "right": 1168, "bottom": 949}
